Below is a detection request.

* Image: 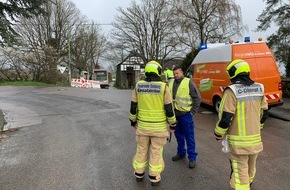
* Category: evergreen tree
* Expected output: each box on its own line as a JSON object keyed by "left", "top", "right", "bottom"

{"left": 0, "top": 0, "right": 45, "bottom": 45}
{"left": 257, "top": 0, "right": 290, "bottom": 77}
{"left": 181, "top": 48, "right": 199, "bottom": 73}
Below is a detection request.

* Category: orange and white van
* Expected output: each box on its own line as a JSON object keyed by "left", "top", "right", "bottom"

{"left": 186, "top": 39, "right": 283, "bottom": 112}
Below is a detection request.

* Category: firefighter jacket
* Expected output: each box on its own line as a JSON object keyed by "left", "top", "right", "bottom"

{"left": 129, "top": 80, "right": 176, "bottom": 137}
{"left": 215, "top": 83, "right": 268, "bottom": 155}
{"left": 169, "top": 77, "right": 194, "bottom": 112}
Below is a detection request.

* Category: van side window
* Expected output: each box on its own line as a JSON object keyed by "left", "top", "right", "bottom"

{"left": 185, "top": 65, "right": 194, "bottom": 78}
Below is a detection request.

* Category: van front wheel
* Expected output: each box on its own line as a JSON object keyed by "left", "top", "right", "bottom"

{"left": 214, "top": 97, "right": 221, "bottom": 113}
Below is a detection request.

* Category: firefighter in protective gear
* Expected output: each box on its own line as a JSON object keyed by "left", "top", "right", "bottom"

{"left": 164, "top": 67, "right": 174, "bottom": 84}
{"left": 129, "top": 60, "right": 176, "bottom": 186}
{"left": 214, "top": 59, "right": 268, "bottom": 190}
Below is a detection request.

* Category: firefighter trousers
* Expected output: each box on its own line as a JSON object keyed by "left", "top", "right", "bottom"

{"left": 230, "top": 153, "right": 259, "bottom": 190}
{"left": 132, "top": 135, "right": 167, "bottom": 182}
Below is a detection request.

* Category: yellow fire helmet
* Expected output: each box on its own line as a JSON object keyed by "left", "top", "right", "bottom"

{"left": 226, "top": 59, "right": 250, "bottom": 79}
{"left": 144, "top": 60, "right": 162, "bottom": 76}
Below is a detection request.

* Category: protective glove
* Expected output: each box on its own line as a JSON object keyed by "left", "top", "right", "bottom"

{"left": 130, "top": 119, "right": 137, "bottom": 127}
{"left": 214, "top": 132, "right": 223, "bottom": 141}
{"left": 169, "top": 122, "right": 177, "bottom": 132}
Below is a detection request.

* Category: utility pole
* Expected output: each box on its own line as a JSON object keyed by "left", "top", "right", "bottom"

{"left": 68, "top": 28, "right": 72, "bottom": 84}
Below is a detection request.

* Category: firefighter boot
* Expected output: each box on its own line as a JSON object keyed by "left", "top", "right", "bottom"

{"left": 149, "top": 175, "right": 160, "bottom": 187}
{"left": 135, "top": 172, "right": 144, "bottom": 182}
{"left": 151, "top": 181, "right": 160, "bottom": 187}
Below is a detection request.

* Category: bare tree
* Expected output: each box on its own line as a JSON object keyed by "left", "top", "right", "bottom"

{"left": 5, "top": 0, "right": 107, "bottom": 83}
{"left": 0, "top": 47, "right": 32, "bottom": 81}
{"left": 171, "top": 0, "right": 244, "bottom": 48}
{"left": 13, "top": 0, "right": 82, "bottom": 83}
{"left": 103, "top": 41, "right": 126, "bottom": 74}
{"left": 71, "top": 22, "right": 107, "bottom": 75}
{"left": 112, "top": 0, "right": 181, "bottom": 65}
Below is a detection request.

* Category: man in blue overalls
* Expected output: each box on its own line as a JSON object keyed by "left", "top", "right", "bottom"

{"left": 168, "top": 66, "right": 201, "bottom": 168}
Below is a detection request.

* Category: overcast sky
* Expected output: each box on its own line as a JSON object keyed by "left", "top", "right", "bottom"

{"left": 70, "top": 0, "right": 277, "bottom": 42}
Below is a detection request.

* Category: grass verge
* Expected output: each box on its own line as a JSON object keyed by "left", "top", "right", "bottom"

{"left": 0, "top": 81, "right": 67, "bottom": 86}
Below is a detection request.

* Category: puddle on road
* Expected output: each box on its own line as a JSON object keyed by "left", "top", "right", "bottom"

{"left": 200, "top": 110, "right": 214, "bottom": 115}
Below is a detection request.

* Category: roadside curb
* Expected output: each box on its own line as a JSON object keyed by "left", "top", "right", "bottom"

{"left": 0, "top": 109, "right": 7, "bottom": 131}
{"left": 268, "top": 98, "right": 290, "bottom": 121}
{"left": 0, "top": 102, "right": 43, "bottom": 132}
{"left": 268, "top": 111, "right": 290, "bottom": 121}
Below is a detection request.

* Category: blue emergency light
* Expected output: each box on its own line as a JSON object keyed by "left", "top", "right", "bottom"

{"left": 244, "top": 36, "right": 250, "bottom": 42}
{"left": 199, "top": 43, "right": 207, "bottom": 50}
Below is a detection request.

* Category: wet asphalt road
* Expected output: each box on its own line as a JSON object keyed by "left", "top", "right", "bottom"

{"left": 0, "top": 86, "right": 289, "bottom": 190}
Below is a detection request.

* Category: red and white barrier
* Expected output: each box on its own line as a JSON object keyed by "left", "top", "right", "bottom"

{"left": 265, "top": 93, "right": 280, "bottom": 100}
{"left": 71, "top": 78, "right": 101, "bottom": 89}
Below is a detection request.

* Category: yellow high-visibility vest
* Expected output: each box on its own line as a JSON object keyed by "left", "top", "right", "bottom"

{"left": 169, "top": 78, "right": 192, "bottom": 112}
{"left": 136, "top": 81, "right": 167, "bottom": 131}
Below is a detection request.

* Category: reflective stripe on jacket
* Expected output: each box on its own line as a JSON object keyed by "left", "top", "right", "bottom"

{"left": 169, "top": 78, "right": 193, "bottom": 112}
{"left": 135, "top": 81, "right": 167, "bottom": 131}
{"left": 216, "top": 82, "right": 267, "bottom": 154}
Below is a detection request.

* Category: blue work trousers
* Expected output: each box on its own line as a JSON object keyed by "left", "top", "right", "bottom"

{"left": 174, "top": 112, "right": 198, "bottom": 161}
